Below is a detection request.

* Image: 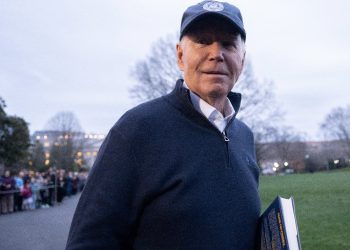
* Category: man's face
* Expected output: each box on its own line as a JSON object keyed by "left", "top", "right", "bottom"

{"left": 176, "top": 17, "right": 245, "bottom": 104}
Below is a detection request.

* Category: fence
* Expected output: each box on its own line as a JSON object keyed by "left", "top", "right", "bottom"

{"left": 0, "top": 178, "right": 83, "bottom": 214}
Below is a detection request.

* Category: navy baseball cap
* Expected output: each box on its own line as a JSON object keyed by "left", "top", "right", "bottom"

{"left": 180, "top": 1, "right": 246, "bottom": 41}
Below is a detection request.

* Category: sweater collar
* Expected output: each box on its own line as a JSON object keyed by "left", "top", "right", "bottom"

{"left": 164, "top": 79, "right": 241, "bottom": 131}
{"left": 173, "top": 79, "right": 241, "bottom": 115}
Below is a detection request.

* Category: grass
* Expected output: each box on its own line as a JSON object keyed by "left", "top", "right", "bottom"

{"left": 259, "top": 168, "right": 350, "bottom": 250}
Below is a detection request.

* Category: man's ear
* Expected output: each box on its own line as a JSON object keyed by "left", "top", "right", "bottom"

{"left": 239, "top": 50, "right": 246, "bottom": 75}
{"left": 176, "top": 42, "right": 184, "bottom": 71}
{"left": 242, "top": 51, "right": 246, "bottom": 68}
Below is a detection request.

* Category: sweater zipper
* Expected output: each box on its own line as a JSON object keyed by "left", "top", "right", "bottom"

{"left": 222, "top": 131, "right": 230, "bottom": 168}
{"left": 221, "top": 113, "right": 237, "bottom": 168}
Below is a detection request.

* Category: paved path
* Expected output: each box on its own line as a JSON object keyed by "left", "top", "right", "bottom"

{"left": 0, "top": 194, "right": 80, "bottom": 250}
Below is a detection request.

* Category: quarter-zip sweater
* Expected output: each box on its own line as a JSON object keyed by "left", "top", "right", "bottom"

{"left": 66, "top": 80, "right": 261, "bottom": 250}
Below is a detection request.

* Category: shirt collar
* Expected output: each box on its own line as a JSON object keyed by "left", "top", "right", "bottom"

{"left": 183, "top": 81, "right": 235, "bottom": 121}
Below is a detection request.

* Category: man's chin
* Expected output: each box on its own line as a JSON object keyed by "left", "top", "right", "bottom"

{"left": 207, "top": 82, "right": 232, "bottom": 93}
{"left": 206, "top": 87, "right": 231, "bottom": 99}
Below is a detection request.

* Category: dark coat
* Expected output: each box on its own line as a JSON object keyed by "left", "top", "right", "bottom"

{"left": 0, "top": 175, "right": 16, "bottom": 197}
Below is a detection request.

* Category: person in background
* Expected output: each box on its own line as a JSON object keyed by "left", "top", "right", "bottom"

{"left": 21, "top": 180, "right": 33, "bottom": 210}
{"left": 40, "top": 175, "right": 51, "bottom": 208}
{"left": 35, "top": 172, "right": 45, "bottom": 208}
{"left": 71, "top": 172, "right": 79, "bottom": 195}
{"left": 21, "top": 169, "right": 30, "bottom": 184}
{"left": 65, "top": 171, "right": 73, "bottom": 197}
{"left": 66, "top": 1, "right": 260, "bottom": 249}
{"left": 46, "top": 168, "right": 56, "bottom": 206}
{"left": 78, "top": 171, "right": 87, "bottom": 192}
{"left": 0, "top": 170, "right": 16, "bottom": 214}
{"left": 14, "top": 171, "right": 24, "bottom": 211}
{"left": 30, "top": 174, "right": 41, "bottom": 209}
{"left": 56, "top": 169, "right": 66, "bottom": 204}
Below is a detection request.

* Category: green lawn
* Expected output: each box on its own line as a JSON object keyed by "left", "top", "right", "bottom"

{"left": 259, "top": 168, "right": 350, "bottom": 250}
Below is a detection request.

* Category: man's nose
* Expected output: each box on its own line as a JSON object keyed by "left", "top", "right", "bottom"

{"left": 208, "top": 42, "right": 224, "bottom": 62}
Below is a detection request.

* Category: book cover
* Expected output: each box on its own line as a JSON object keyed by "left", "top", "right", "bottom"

{"left": 256, "top": 196, "right": 301, "bottom": 250}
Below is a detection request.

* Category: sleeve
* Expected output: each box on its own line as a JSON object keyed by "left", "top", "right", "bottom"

{"left": 65, "top": 128, "right": 143, "bottom": 250}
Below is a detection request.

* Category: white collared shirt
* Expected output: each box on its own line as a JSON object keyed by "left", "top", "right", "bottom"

{"left": 183, "top": 82, "right": 235, "bottom": 133}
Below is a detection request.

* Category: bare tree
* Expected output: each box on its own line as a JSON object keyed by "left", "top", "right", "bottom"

{"left": 45, "top": 111, "right": 84, "bottom": 171}
{"left": 271, "top": 127, "right": 306, "bottom": 168}
{"left": 45, "top": 111, "right": 82, "bottom": 133}
{"left": 233, "top": 60, "right": 285, "bottom": 164}
{"left": 29, "top": 140, "right": 46, "bottom": 172}
{"left": 320, "top": 105, "right": 350, "bottom": 157}
{"left": 234, "top": 60, "right": 283, "bottom": 129}
{"left": 254, "top": 126, "right": 279, "bottom": 166}
{"left": 130, "top": 34, "right": 182, "bottom": 101}
{"left": 254, "top": 126, "right": 306, "bottom": 171}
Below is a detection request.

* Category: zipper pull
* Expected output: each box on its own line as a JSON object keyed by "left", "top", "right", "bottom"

{"left": 223, "top": 132, "right": 230, "bottom": 142}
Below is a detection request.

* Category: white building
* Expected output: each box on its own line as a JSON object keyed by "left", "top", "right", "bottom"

{"left": 31, "top": 130, "right": 105, "bottom": 168}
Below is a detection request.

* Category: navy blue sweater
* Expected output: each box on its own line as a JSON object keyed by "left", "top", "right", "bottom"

{"left": 66, "top": 80, "right": 261, "bottom": 250}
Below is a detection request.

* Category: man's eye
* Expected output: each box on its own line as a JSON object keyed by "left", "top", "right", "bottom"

{"left": 222, "top": 41, "right": 236, "bottom": 48}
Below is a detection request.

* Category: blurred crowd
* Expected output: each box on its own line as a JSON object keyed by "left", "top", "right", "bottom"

{"left": 0, "top": 168, "right": 88, "bottom": 215}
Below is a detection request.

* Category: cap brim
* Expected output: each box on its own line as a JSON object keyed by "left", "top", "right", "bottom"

{"left": 180, "top": 12, "right": 246, "bottom": 41}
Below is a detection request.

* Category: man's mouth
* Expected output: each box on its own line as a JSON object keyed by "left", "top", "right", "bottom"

{"left": 203, "top": 71, "right": 227, "bottom": 75}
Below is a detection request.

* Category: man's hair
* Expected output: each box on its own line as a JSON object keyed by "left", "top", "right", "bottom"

{"left": 179, "top": 29, "right": 246, "bottom": 55}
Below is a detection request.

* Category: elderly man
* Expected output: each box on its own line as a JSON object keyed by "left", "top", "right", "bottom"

{"left": 66, "top": 1, "right": 260, "bottom": 249}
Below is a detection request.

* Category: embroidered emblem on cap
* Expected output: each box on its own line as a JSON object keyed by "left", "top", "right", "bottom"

{"left": 203, "top": 1, "right": 224, "bottom": 12}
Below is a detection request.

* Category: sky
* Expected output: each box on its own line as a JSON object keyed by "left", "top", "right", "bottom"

{"left": 1, "top": 0, "right": 349, "bottom": 140}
